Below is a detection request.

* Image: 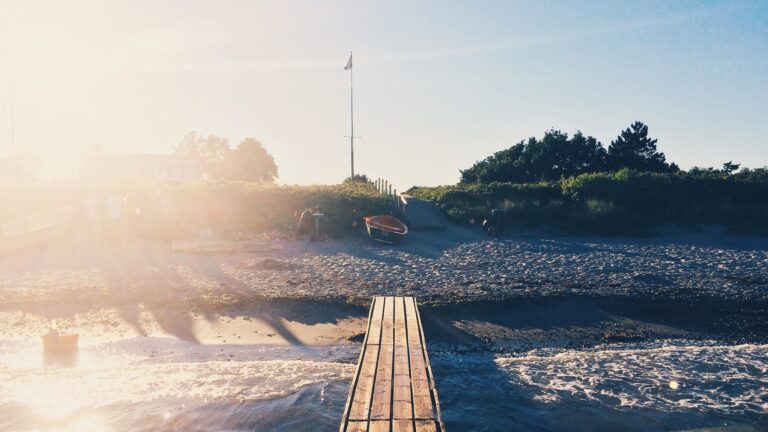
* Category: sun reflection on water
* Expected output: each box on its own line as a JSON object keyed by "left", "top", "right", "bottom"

{"left": 1, "top": 343, "right": 139, "bottom": 424}
{"left": 28, "top": 413, "right": 112, "bottom": 432}
{"left": 1, "top": 339, "right": 355, "bottom": 431}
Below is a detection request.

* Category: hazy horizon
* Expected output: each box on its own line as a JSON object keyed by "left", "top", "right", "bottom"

{"left": 1, "top": 0, "right": 766, "bottom": 190}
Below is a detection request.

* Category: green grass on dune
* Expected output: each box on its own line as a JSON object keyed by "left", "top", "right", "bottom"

{"left": 409, "top": 169, "right": 768, "bottom": 234}
{"left": 0, "top": 180, "right": 391, "bottom": 238}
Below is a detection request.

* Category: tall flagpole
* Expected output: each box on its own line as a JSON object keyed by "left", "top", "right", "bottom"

{"left": 349, "top": 52, "right": 354, "bottom": 178}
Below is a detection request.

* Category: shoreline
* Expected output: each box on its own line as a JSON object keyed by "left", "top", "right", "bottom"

{"left": 1, "top": 226, "right": 766, "bottom": 355}
{"left": 2, "top": 295, "right": 766, "bottom": 357}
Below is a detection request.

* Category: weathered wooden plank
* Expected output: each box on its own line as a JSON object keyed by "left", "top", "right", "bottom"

{"left": 407, "top": 306, "right": 435, "bottom": 419}
{"left": 380, "top": 296, "right": 395, "bottom": 345}
{"left": 368, "top": 420, "right": 390, "bottom": 432}
{"left": 394, "top": 296, "right": 408, "bottom": 346}
{"left": 415, "top": 420, "right": 438, "bottom": 432}
{"left": 392, "top": 419, "right": 414, "bottom": 432}
{"left": 409, "top": 347, "right": 431, "bottom": 398}
{"left": 412, "top": 395, "right": 435, "bottom": 420}
{"left": 404, "top": 297, "right": 422, "bottom": 348}
{"left": 393, "top": 297, "right": 413, "bottom": 419}
{"left": 370, "top": 342, "right": 393, "bottom": 419}
{"left": 412, "top": 298, "right": 445, "bottom": 429}
{"left": 367, "top": 296, "right": 386, "bottom": 345}
{"left": 349, "top": 344, "right": 381, "bottom": 420}
{"left": 340, "top": 295, "right": 380, "bottom": 432}
{"left": 346, "top": 421, "right": 368, "bottom": 432}
{"left": 393, "top": 349, "right": 412, "bottom": 419}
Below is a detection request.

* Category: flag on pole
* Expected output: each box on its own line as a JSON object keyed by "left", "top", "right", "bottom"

{"left": 344, "top": 52, "right": 352, "bottom": 70}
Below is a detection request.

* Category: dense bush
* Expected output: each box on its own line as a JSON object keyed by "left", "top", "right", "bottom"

{"left": 561, "top": 169, "right": 768, "bottom": 231}
{"left": 167, "top": 180, "right": 391, "bottom": 236}
{"left": 0, "top": 181, "right": 391, "bottom": 238}
{"left": 410, "top": 169, "right": 768, "bottom": 234}
{"left": 409, "top": 182, "right": 567, "bottom": 229}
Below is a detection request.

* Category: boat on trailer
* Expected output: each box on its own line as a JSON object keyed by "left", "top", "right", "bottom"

{"left": 363, "top": 215, "right": 408, "bottom": 244}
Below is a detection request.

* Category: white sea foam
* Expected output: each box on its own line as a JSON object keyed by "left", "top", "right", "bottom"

{"left": 495, "top": 341, "right": 768, "bottom": 415}
{"left": 0, "top": 339, "right": 356, "bottom": 420}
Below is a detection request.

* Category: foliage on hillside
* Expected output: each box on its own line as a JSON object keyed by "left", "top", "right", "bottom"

{"left": 443, "top": 120, "right": 768, "bottom": 234}
{"left": 166, "top": 180, "right": 388, "bottom": 235}
{"left": 176, "top": 132, "right": 279, "bottom": 183}
{"left": 408, "top": 182, "right": 562, "bottom": 226}
{"left": 410, "top": 168, "right": 768, "bottom": 234}
{"left": 460, "top": 122, "right": 678, "bottom": 184}
{"left": 0, "top": 181, "right": 390, "bottom": 238}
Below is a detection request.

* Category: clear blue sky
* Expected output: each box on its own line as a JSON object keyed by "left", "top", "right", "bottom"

{"left": 0, "top": 0, "right": 766, "bottom": 189}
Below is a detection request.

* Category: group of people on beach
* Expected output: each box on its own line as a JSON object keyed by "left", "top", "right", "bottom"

{"left": 81, "top": 190, "right": 177, "bottom": 244}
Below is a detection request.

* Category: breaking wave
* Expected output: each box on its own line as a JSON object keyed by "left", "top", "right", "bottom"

{"left": 495, "top": 341, "right": 768, "bottom": 415}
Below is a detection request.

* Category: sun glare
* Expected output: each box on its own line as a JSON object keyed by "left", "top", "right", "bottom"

{"left": 1, "top": 1, "right": 768, "bottom": 431}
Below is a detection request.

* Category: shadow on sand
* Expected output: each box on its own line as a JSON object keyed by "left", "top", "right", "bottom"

{"left": 2, "top": 242, "right": 367, "bottom": 347}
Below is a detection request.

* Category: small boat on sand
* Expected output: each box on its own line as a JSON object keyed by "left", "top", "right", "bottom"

{"left": 363, "top": 215, "right": 408, "bottom": 244}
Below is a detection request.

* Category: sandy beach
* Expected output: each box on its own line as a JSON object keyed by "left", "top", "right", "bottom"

{"left": 2, "top": 225, "right": 767, "bottom": 309}
{"left": 2, "top": 227, "right": 767, "bottom": 431}
{"left": 1, "top": 224, "right": 767, "bottom": 348}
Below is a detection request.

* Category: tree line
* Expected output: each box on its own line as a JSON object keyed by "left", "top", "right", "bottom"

{"left": 461, "top": 121, "right": 694, "bottom": 184}
{"left": 175, "top": 132, "right": 278, "bottom": 183}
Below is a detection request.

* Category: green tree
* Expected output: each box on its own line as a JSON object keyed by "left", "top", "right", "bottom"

{"left": 460, "top": 141, "right": 527, "bottom": 183}
{"left": 722, "top": 161, "right": 741, "bottom": 174}
{"left": 530, "top": 130, "right": 607, "bottom": 180}
{"left": 343, "top": 174, "right": 372, "bottom": 184}
{"left": 460, "top": 129, "right": 606, "bottom": 183}
{"left": 607, "top": 122, "right": 678, "bottom": 173}
{"left": 176, "top": 132, "right": 231, "bottom": 178}
{"left": 226, "top": 138, "right": 278, "bottom": 183}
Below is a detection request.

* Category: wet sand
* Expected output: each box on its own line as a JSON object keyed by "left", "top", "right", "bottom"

{"left": 2, "top": 294, "right": 765, "bottom": 359}
{"left": 422, "top": 296, "right": 768, "bottom": 352}
{"left": 0, "top": 300, "right": 368, "bottom": 348}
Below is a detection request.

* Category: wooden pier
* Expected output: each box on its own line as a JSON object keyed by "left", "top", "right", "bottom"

{"left": 339, "top": 296, "right": 445, "bottom": 432}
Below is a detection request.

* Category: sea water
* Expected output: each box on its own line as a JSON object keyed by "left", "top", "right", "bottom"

{"left": 433, "top": 341, "right": 768, "bottom": 431}
{"left": 0, "top": 340, "right": 357, "bottom": 431}
{"left": 1, "top": 339, "right": 766, "bottom": 431}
